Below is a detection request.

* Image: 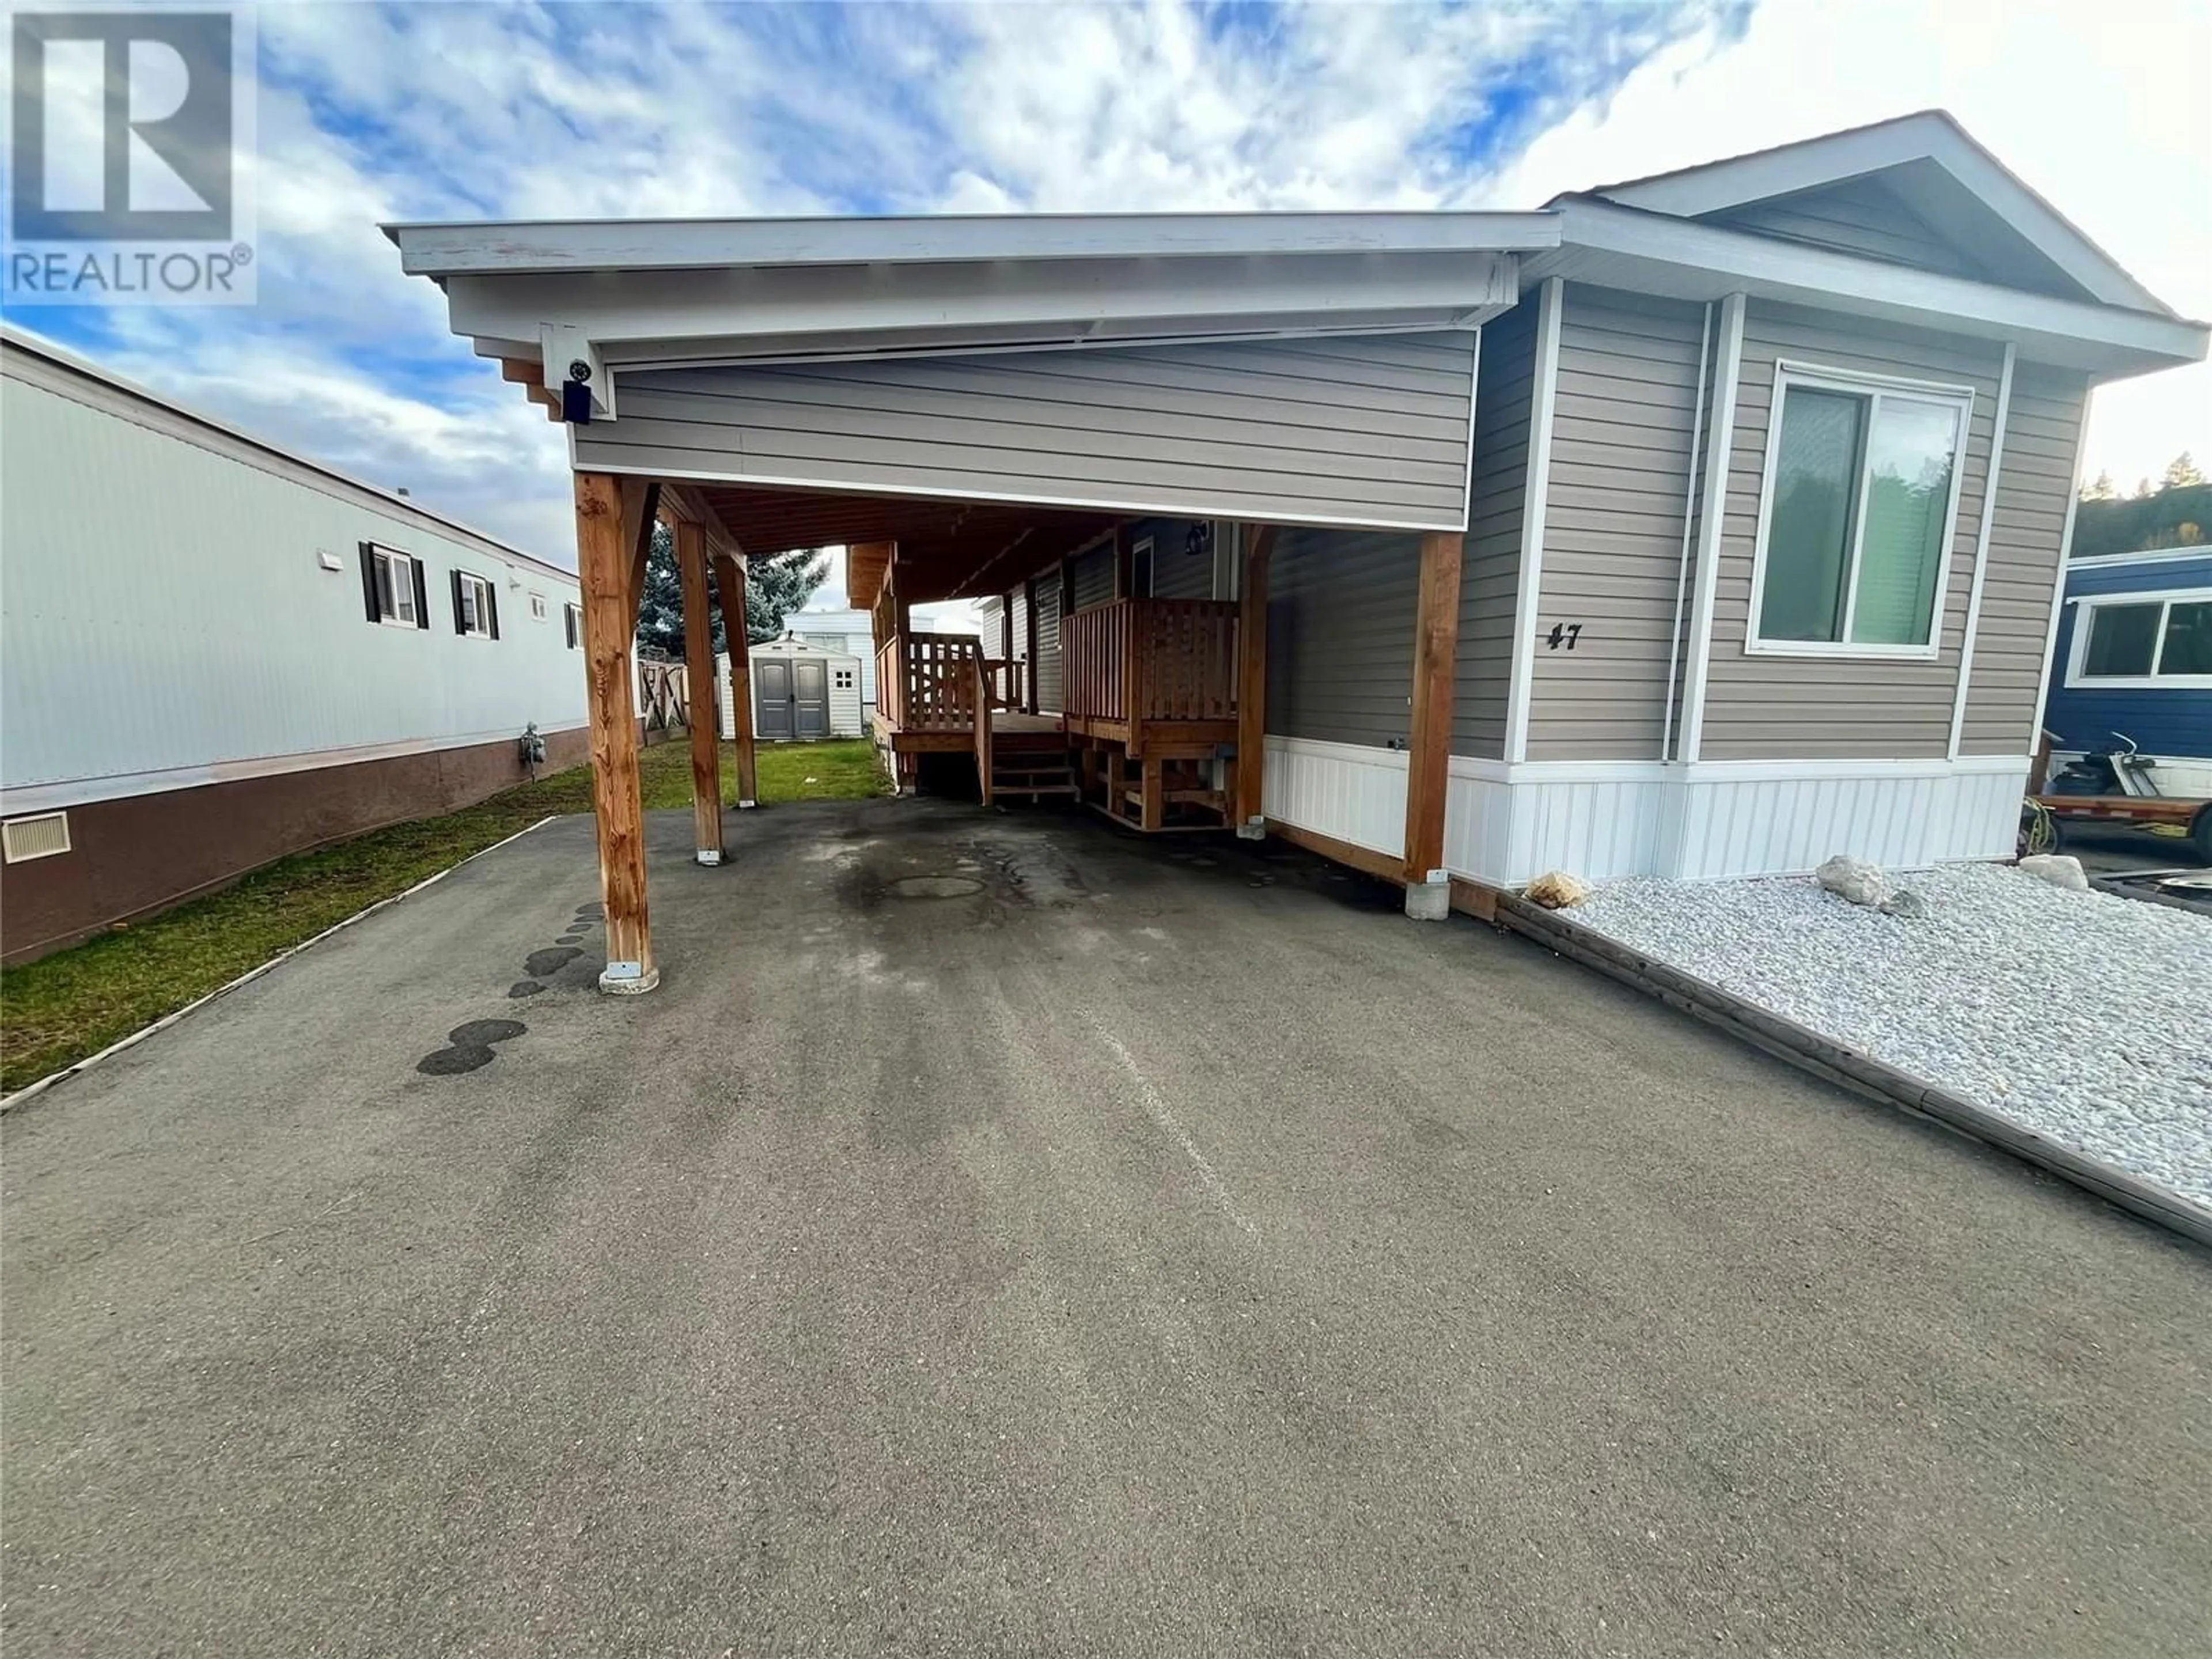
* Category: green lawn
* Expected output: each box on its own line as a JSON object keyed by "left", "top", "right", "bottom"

{"left": 0, "top": 736, "right": 882, "bottom": 1093}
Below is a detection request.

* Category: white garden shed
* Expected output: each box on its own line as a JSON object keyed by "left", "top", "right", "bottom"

{"left": 719, "top": 634, "right": 864, "bottom": 742}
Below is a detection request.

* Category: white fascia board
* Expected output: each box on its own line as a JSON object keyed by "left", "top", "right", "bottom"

{"left": 1586, "top": 114, "right": 2164, "bottom": 315}
{"left": 574, "top": 306, "right": 1504, "bottom": 374}
{"left": 444, "top": 250, "right": 1519, "bottom": 361}
{"left": 386, "top": 211, "right": 1560, "bottom": 278}
{"left": 1548, "top": 200, "right": 2207, "bottom": 373}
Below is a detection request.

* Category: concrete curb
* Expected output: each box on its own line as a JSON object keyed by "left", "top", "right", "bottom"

{"left": 2, "top": 815, "right": 563, "bottom": 1115}
{"left": 1493, "top": 893, "right": 2212, "bottom": 1251}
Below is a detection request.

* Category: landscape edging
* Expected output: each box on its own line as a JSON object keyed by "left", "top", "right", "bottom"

{"left": 1493, "top": 893, "right": 2212, "bottom": 1251}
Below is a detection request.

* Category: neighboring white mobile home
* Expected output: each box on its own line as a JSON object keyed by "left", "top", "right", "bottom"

{"left": 0, "top": 328, "right": 588, "bottom": 963}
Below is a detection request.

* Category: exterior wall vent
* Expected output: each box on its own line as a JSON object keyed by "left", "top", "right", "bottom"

{"left": 2, "top": 811, "right": 72, "bottom": 863}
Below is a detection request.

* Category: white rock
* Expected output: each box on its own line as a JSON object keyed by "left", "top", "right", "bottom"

{"left": 1525, "top": 870, "right": 1592, "bottom": 910}
{"left": 2017, "top": 854, "right": 2089, "bottom": 892}
{"left": 1562, "top": 864, "right": 2212, "bottom": 1210}
{"left": 1816, "top": 854, "right": 1892, "bottom": 908}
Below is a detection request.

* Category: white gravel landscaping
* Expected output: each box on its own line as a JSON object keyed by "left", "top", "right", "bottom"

{"left": 1563, "top": 863, "right": 2212, "bottom": 1211}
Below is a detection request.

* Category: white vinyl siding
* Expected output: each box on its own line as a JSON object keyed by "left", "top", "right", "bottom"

{"left": 1, "top": 369, "right": 583, "bottom": 805}
{"left": 573, "top": 332, "right": 1479, "bottom": 532}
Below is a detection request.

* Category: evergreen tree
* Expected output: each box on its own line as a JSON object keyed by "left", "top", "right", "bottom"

{"left": 632, "top": 524, "right": 828, "bottom": 654}
{"left": 2162, "top": 451, "right": 2206, "bottom": 490}
{"left": 2081, "top": 469, "right": 2119, "bottom": 501}
{"left": 744, "top": 547, "right": 831, "bottom": 644}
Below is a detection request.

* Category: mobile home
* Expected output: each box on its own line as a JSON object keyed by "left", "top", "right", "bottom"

{"left": 386, "top": 110, "right": 2207, "bottom": 991}
{"left": 2041, "top": 548, "right": 2212, "bottom": 812}
{"left": 0, "top": 329, "right": 589, "bottom": 963}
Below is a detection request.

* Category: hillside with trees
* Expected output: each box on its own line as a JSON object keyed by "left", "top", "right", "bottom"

{"left": 2073, "top": 452, "right": 2207, "bottom": 559}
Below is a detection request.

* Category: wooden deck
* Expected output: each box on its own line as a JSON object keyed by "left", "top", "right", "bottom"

{"left": 870, "top": 600, "right": 1243, "bottom": 829}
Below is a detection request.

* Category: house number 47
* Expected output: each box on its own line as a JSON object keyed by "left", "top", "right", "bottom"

{"left": 1545, "top": 622, "right": 1584, "bottom": 650}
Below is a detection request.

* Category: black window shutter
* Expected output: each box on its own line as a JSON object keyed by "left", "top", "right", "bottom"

{"left": 451, "top": 569, "right": 466, "bottom": 634}
{"left": 411, "top": 559, "right": 430, "bottom": 629}
{"left": 565, "top": 604, "right": 577, "bottom": 649}
{"left": 486, "top": 582, "right": 500, "bottom": 640}
{"left": 359, "top": 543, "right": 380, "bottom": 622}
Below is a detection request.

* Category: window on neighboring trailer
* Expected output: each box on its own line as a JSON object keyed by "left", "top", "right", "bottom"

{"left": 529, "top": 593, "right": 547, "bottom": 620}
{"left": 565, "top": 602, "right": 583, "bottom": 649}
{"left": 1751, "top": 367, "right": 1969, "bottom": 656}
{"left": 2073, "top": 591, "right": 2212, "bottom": 686}
{"left": 458, "top": 573, "right": 496, "bottom": 638}
{"left": 374, "top": 548, "right": 417, "bottom": 626}
{"left": 1131, "top": 538, "right": 1154, "bottom": 599}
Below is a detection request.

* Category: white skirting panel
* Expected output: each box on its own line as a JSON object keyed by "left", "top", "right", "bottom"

{"left": 1263, "top": 736, "right": 1407, "bottom": 857}
{"left": 1443, "top": 756, "right": 2031, "bottom": 887}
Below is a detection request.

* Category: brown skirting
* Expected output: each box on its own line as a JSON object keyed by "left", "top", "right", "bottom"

{"left": 1, "top": 726, "right": 590, "bottom": 964}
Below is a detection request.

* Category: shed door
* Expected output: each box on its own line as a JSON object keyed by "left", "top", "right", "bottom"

{"left": 793, "top": 660, "right": 830, "bottom": 738}
{"left": 757, "top": 658, "right": 795, "bottom": 740}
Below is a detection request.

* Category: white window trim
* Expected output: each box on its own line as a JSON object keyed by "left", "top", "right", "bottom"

{"left": 529, "top": 592, "right": 548, "bottom": 620}
{"left": 457, "top": 571, "right": 496, "bottom": 639}
{"left": 2063, "top": 586, "right": 2212, "bottom": 690}
{"left": 1743, "top": 358, "right": 1975, "bottom": 663}
{"left": 373, "top": 546, "right": 419, "bottom": 628}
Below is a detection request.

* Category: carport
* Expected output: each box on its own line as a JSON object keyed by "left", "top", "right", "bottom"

{"left": 385, "top": 209, "right": 1558, "bottom": 990}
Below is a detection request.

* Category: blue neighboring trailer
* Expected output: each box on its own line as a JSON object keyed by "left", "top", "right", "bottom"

{"left": 2038, "top": 547, "right": 2212, "bottom": 859}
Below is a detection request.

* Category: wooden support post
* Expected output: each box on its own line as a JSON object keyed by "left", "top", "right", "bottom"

{"left": 676, "top": 522, "right": 724, "bottom": 864}
{"left": 1234, "top": 525, "right": 1275, "bottom": 836}
{"left": 1139, "top": 756, "right": 1165, "bottom": 832}
{"left": 974, "top": 656, "right": 994, "bottom": 807}
{"left": 1024, "top": 579, "right": 1040, "bottom": 714}
{"left": 574, "top": 471, "right": 657, "bottom": 994}
{"left": 1402, "top": 529, "right": 1464, "bottom": 920}
{"left": 713, "top": 552, "right": 759, "bottom": 808}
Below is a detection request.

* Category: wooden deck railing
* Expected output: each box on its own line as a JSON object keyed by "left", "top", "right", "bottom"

{"left": 881, "top": 631, "right": 982, "bottom": 732}
{"left": 1062, "top": 601, "right": 1130, "bottom": 723}
{"left": 1062, "top": 599, "right": 1238, "bottom": 728}
{"left": 983, "top": 656, "right": 1028, "bottom": 711}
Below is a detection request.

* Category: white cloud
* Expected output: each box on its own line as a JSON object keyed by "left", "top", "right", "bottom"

{"left": 1480, "top": 0, "right": 2212, "bottom": 490}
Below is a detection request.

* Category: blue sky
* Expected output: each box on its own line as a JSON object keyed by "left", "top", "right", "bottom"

{"left": 9, "top": 1, "right": 2207, "bottom": 590}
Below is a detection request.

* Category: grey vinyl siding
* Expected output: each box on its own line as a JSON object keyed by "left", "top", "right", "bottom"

{"left": 1452, "top": 301, "right": 1537, "bottom": 757}
{"left": 1032, "top": 578, "right": 1062, "bottom": 713}
{"left": 1267, "top": 528, "right": 1419, "bottom": 748}
{"left": 575, "top": 333, "right": 1478, "bottom": 531}
{"left": 1700, "top": 301, "right": 2008, "bottom": 761}
{"left": 1139, "top": 517, "right": 1218, "bottom": 599}
{"left": 1705, "top": 177, "right": 1990, "bottom": 282}
{"left": 1525, "top": 286, "right": 1707, "bottom": 760}
{"left": 1070, "top": 546, "right": 1115, "bottom": 611}
{"left": 1959, "top": 365, "right": 2089, "bottom": 755}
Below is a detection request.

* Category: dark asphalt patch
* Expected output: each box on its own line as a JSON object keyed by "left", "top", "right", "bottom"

{"left": 524, "top": 946, "right": 581, "bottom": 979}
{"left": 415, "top": 1019, "right": 527, "bottom": 1076}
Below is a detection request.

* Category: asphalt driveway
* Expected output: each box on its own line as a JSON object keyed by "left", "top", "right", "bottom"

{"left": 5, "top": 799, "right": 2207, "bottom": 1657}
